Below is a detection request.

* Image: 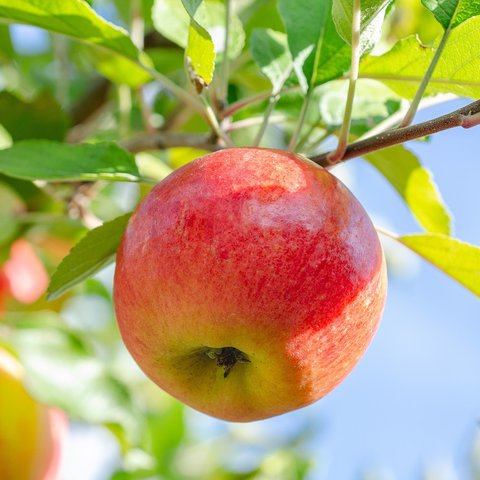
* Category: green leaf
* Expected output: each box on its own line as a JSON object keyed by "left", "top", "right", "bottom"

{"left": 398, "top": 233, "right": 480, "bottom": 296}
{"left": 250, "top": 29, "right": 294, "bottom": 93}
{"left": 0, "top": 0, "right": 151, "bottom": 87}
{"left": 177, "top": 0, "right": 215, "bottom": 90}
{"left": 9, "top": 314, "right": 139, "bottom": 436}
{"left": 82, "top": 46, "right": 153, "bottom": 88}
{"left": 0, "top": 91, "right": 69, "bottom": 142}
{"left": 278, "top": 0, "right": 351, "bottom": 91}
{"left": 185, "top": 20, "right": 215, "bottom": 90}
{"left": 0, "top": 24, "right": 13, "bottom": 62}
{"left": 0, "top": 141, "right": 141, "bottom": 182}
{"left": 152, "top": 0, "right": 245, "bottom": 59}
{"left": 360, "top": 16, "right": 480, "bottom": 98}
{"left": 332, "top": 0, "right": 392, "bottom": 50}
{"left": 366, "top": 145, "right": 452, "bottom": 235}
{"left": 421, "top": 0, "right": 480, "bottom": 30}
{"left": 180, "top": 0, "right": 202, "bottom": 16}
{"left": 47, "top": 213, "right": 131, "bottom": 300}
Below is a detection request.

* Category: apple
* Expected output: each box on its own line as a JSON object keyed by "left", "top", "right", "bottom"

{"left": 114, "top": 148, "right": 387, "bottom": 422}
{"left": 0, "top": 347, "right": 67, "bottom": 480}
{"left": 0, "top": 269, "right": 8, "bottom": 316}
{"left": 2, "top": 239, "right": 49, "bottom": 305}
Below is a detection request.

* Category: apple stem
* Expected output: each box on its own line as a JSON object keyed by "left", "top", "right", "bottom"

{"left": 205, "top": 347, "right": 251, "bottom": 378}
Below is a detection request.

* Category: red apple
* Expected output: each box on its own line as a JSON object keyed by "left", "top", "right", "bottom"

{"left": 0, "top": 347, "right": 67, "bottom": 480}
{"left": 114, "top": 148, "right": 387, "bottom": 421}
{"left": 3, "top": 239, "right": 49, "bottom": 305}
{"left": 0, "top": 270, "right": 8, "bottom": 316}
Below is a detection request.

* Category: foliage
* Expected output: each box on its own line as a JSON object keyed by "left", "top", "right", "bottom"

{"left": 0, "top": 0, "right": 479, "bottom": 478}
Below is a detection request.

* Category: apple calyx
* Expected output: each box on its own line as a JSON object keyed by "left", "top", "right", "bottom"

{"left": 204, "top": 347, "right": 251, "bottom": 378}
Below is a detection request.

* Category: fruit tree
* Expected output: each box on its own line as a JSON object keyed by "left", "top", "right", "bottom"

{"left": 0, "top": 0, "right": 479, "bottom": 478}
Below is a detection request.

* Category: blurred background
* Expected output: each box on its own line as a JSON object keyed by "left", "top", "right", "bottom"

{"left": 0, "top": 1, "right": 479, "bottom": 479}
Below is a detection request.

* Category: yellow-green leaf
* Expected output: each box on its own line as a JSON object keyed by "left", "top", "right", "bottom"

{"left": 366, "top": 145, "right": 452, "bottom": 235}
{"left": 360, "top": 16, "right": 480, "bottom": 98}
{"left": 398, "top": 233, "right": 480, "bottom": 297}
{"left": 185, "top": 20, "right": 215, "bottom": 90}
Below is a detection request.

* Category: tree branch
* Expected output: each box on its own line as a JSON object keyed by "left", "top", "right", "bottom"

{"left": 121, "top": 132, "right": 221, "bottom": 153}
{"left": 311, "top": 99, "right": 480, "bottom": 167}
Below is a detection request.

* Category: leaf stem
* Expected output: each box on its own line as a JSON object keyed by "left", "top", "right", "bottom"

{"left": 117, "top": 84, "right": 132, "bottom": 138}
{"left": 327, "top": 0, "right": 361, "bottom": 163}
{"left": 399, "top": 27, "right": 452, "bottom": 128}
{"left": 201, "top": 96, "right": 234, "bottom": 147}
{"left": 221, "top": 86, "right": 299, "bottom": 119}
{"left": 142, "top": 65, "right": 206, "bottom": 119}
{"left": 217, "top": 0, "right": 231, "bottom": 109}
{"left": 288, "top": 89, "right": 313, "bottom": 151}
{"left": 131, "top": 0, "right": 155, "bottom": 135}
{"left": 52, "top": 34, "right": 69, "bottom": 106}
{"left": 253, "top": 94, "right": 280, "bottom": 146}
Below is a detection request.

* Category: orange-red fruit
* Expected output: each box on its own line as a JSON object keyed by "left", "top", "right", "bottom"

{"left": 3, "top": 239, "right": 49, "bottom": 305}
{"left": 114, "top": 148, "right": 387, "bottom": 422}
{"left": 0, "top": 347, "right": 67, "bottom": 480}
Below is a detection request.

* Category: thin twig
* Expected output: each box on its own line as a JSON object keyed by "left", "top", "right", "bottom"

{"left": 122, "top": 132, "right": 221, "bottom": 153}
{"left": 221, "top": 86, "right": 300, "bottom": 119}
{"left": 53, "top": 34, "right": 69, "bottom": 106}
{"left": 142, "top": 65, "right": 207, "bottom": 120}
{"left": 327, "top": 0, "right": 361, "bottom": 162}
{"left": 217, "top": 0, "right": 231, "bottom": 109}
{"left": 288, "top": 89, "right": 313, "bottom": 151}
{"left": 201, "top": 96, "right": 234, "bottom": 147}
{"left": 311, "top": 99, "right": 480, "bottom": 167}
{"left": 226, "top": 114, "right": 288, "bottom": 132}
{"left": 131, "top": 0, "right": 155, "bottom": 135}
{"left": 117, "top": 84, "right": 132, "bottom": 138}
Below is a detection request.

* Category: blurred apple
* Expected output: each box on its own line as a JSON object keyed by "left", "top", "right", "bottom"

{"left": 0, "top": 347, "right": 67, "bottom": 480}
{"left": 3, "top": 239, "right": 49, "bottom": 304}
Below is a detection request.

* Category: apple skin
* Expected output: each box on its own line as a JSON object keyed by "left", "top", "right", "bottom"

{"left": 0, "top": 347, "right": 67, "bottom": 480}
{"left": 114, "top": 148, "right": 387, "bottom": 422}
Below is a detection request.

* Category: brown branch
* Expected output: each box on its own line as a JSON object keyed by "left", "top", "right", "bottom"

{"left": 121, "top": 132, "right": 221, "bottom": 153}
{"left": 311, "top": 99, "right": 480, "bottom": 167}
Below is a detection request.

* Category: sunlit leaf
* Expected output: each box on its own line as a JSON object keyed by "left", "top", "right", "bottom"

{"left": 332, "top": 0, "right": 392, "bottom": 51}
{"left": 152, "top": 0, "right": 245, "bottom": 59}
{"left": 360, "top": 16, "right": 480, "bottom": 98}
{"left": 421, "top": 0, "right": 480, "bottom": 29}
{"left": 185, "top": 20, "right": 215, "bottom": 90}
{"left": 397, "top": 233, "right": 480, "bottom": 296}
{"left": 366, "top": 145, "right": 452, "bottom": 235}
